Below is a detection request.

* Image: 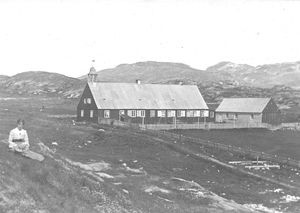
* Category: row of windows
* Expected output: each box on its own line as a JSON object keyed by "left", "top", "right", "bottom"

{"left": 79, "top": 109, "right": 214, "bottom": 119}
{"left": 225, "top": 113, "right": 255, "bottom": 119}
{"left": 79, "top": 110, "right": 258, "bottom": 120}
{"left": 80, "top": 110, "right": 94, "bottom": 118}
{"left": 83, "top": 98, "right": 92, "bottom": 104}
{"left": 103, "top": 109, "right": 213, "bottom": 118}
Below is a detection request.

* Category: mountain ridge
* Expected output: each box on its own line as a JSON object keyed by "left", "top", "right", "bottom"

{"left": 206, "top": 61, "right": 300, "bottom": 89}
{"left": 0, "top": 61, "right": 299, "bottom": 118}
{"left": 79, "top": 61, "right": 221, "bottom": 84}
{"left": 80, "top": 60, "right": 300, "bottom": 88}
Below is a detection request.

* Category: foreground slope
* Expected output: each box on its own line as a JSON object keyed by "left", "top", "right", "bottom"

{"left": 1, "top": 96, "right": 300, "bottom": 212}
{"left": 0, "top": 96, "right": 253, "bottom": 213}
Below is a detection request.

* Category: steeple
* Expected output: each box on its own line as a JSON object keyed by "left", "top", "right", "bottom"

{"left": 87, "top": 60, "right": 98, "bottom": 83}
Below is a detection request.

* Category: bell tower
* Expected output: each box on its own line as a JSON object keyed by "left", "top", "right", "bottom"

{"left": 87, "top": 60, "right": 98, "bottom": 83}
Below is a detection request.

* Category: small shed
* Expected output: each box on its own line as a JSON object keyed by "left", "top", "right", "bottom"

{"left": 215, "top": 98, "right": 281, "bottom": 125}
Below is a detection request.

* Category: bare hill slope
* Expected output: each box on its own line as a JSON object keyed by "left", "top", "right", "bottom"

{"left": 79, "top": 60, "right": 300, "bottom": 89}
{"left": 207, "top": 61, "right": 300, "bottom": 89}
{"left": 0, "top": 71, "right": 85, "bottom": 98}
{"left": 79, "top": 61, "right": 221, "bottom": 83}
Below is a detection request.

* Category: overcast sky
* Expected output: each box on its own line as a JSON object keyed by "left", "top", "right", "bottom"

{"left": 0, "top": 0, "right": 300, "bottom": 78}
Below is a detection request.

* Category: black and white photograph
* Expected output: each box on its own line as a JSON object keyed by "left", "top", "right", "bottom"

{"left": 0, "top": 0, "right": 300, "bottom": 212}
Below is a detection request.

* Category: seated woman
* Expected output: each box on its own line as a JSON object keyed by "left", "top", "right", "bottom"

{"left": 8, "top": 119, "right": 30, "bottom": 152}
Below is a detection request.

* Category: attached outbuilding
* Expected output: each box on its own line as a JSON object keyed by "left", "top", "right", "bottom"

{"left": 215, "top": 98, "right": 281, "bottom": 125}
{"left": 77, "top": 68, "right": 210, "bottom": 126}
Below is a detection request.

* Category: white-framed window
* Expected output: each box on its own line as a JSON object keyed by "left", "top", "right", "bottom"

{"left": 227, "top": 113, "right": 236, "bottom": 120}
{"left": 104, "top": 110, "right": 110, "bottom": 118}
{"left": 127, "top": 110, "right": 136, "bottom": 117}
{"left": 83, "top": 98, "right": 87, "bottom": 104}
{"left": 80, "top": 110, "right": 84, "bottom": 117}
{"left": 87, "top": 98, "right": 92, "bottom": 104}
{"left": 187, "top": 110, "right": 194, "bottom": 117}
{"left": 137, "top": 110, "right": 145, "bottom": 117}
{"left": 90, "top": 110, "right": 94, "bottom": 118}
{"left": 234, "top": 113, "right": 238, "bottom": 120}
{"left": 167, "top": 110, "right": 176, "bottom": 117}
{"left": 119, "top": 110, "right": 125, "bottom": 115}
{"left": 194, "top": 110, "right": 201, "bottom": 117}
{"left": 177, "top": 110, "right": 185, "bottom": 117}
{"left": 209, "top": 111, "right": 214, "bottom": 118}
{"left": 200, "top": 110, "right": 209, "bottom": 117}
{"left": 157, "top": 110, "right": 166, "bottom": 117}
{"left": 203, "top": 110, "right": 209, "bottom": 117}
{"left": 150, "top": 110, "right": 156, "bottom": 117}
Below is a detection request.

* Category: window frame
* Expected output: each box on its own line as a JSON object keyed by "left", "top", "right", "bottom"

{"left": 137, "top": 110, "right": 145, "bottom": 117}
{"left": 127, "top": 110, "right": 137, "bottom": 117}
{"left": 234, "top": 113, "right": 238, "bottom": 120}
{"left": 87, "top": 98, "right": 92, "bottom": 104}
{"left": 179, "top": 110, "right": 186, "bottom": 117}
{"left": 157, "top": 110, "right": 166, "bottom": 118}
{"left": 90, "top": 110, "right": 94, "bottom": 118}
{"left": 194, "top": 110, "right": 201, "bottom": 117}
{"left": 80, "top": 109, "right": 84, "bottom": 117}
{"left": 167, "top": 110, "right": 176, "bottom": 117}
{"left": 104, "top": 110, "right": 110, "bottom": 118}
{"left": 150, "top": 110, "right": 156, "bottom": 117}
{"left": 186, "top": 110, "right": 194, "bottom": 117}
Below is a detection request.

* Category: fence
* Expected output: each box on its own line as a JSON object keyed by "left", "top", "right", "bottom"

{"left": 98, "top": 118, "right": 140, "bottom": 128}
{"left": 150, "top": 130, "right": 300, "bottom": 168}
{"left": 142, "top": 122, "right": 279, "bottom": 130}
{"left": 281, "top": 123, "right": 300, "bottom": 130}
{"left": 99, "top": 119, "right": 278, "bottom": 130}
{"left": 98, "top": 118, "right": 300, "bottom": 168}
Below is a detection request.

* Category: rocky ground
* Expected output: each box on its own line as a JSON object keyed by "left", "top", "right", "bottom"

{"left": 0, "top": 95, "right": 300, "bottom": 212}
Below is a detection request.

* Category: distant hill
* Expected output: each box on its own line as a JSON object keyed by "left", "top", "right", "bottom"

{"left": 79, "top": 61, "right": 221, "bottom": 84}
{"left": 0, "top": 75, "right": 9, "bottom": 82}
{"left": 206, "top": 61, "right": 300, "bottom": 89}
{"left": 0, "top": 71, "right": 85, "bottom": 98}
{"left": 1, "top": 61, "right": 300, "bottom": 113}
{"left": 79, "top": 60, "right": 300, "bottom": 89}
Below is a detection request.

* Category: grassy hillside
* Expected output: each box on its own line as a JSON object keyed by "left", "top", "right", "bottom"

{"left": 1, "top": 95, "right": 300, "bottom": 212}
{"left": 0, "top": 144, "right": 134, "bottom": 213}
{"left": 173, "top": 129, "right": 300, "bottom": 161}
